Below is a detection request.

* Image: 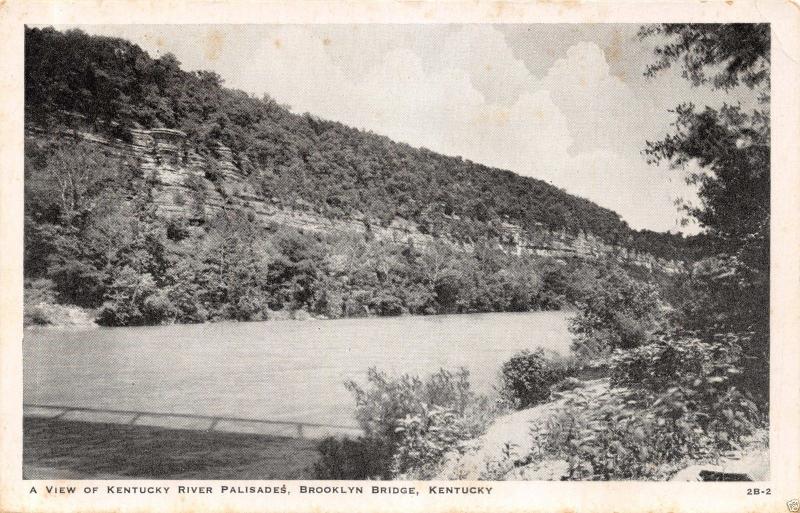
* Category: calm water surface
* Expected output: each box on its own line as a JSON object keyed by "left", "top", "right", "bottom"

{"left": 24, "top": 311, "right": 571, "bottom": 426}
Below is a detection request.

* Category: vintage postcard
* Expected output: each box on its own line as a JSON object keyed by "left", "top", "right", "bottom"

{"left": 1, "top": 0, "right": 798, "bottom": 512}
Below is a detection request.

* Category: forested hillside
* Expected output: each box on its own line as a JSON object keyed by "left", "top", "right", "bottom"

{"left": 23, "top": 27, "right": 705, "bottom": 327}
{"left": 24, "top": 27, "right": 703, "bottom": 258}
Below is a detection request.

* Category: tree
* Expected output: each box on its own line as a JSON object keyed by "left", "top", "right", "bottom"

{"left": 200, "top": 210, "right": 272, "bottom": 320}
{"left": 640, "top": 24, "right": 770, "bottom": 399}
{"left": 568, "top": 265, "right": 665, "bottom": 360}
{"left": 640, "top": 24, "right": 769, "bottom": 248}
{"left": 641, "top": 24, "right": 769, "bottom": 91}
{"left": 96, "top": 266, "right": 174, "bottom": 326}
{"left": 25, "top": 137, "right": 134, "bottom": 226}
{"left": 27, "top": 26, "right": 695, "bottom": 254}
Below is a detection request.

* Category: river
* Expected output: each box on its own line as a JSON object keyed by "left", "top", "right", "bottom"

{"left": 24, "top": 311, "right": 572, "bottom": 427}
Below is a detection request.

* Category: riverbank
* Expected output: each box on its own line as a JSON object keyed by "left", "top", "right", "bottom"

{"left": 24, "top": 417, "right": 319, "bottom": 479}
{"left": 22, "top": 301, "right": 337, "bottom": 329}
{"left": 23, "top": 299, "right": 572, "bottom": 329}
{"left": 24, "top": 302, "right": 98, "bottom": 328}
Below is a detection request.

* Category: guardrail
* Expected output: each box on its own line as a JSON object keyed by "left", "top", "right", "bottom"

{"left": 23, "top": 403, "right": 363, "bottom": 440}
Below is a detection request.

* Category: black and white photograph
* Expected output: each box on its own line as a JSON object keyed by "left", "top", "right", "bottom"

{"left": 18, "top": 19, "right": 773, "bottom": 484}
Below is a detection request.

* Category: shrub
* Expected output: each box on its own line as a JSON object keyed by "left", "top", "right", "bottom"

{"left": 673, "top": 256, "right": 769, "bottom": 402}
{"left": 342, "top": 367, "right": 496, "bottom": 478}
{"left": 611, "top": 334, "right": 741, "bottom": 391}
{"left": 141, "top": 290, "right": 176, "bottom": 325}
{"left": 47, "top": 257, "right": 106, "bottom": 307}
{"left": 96, "top": 267, "right": 175, "bottom": 326}
{"left": 164, "top": 264, "right": 208, "bottom": 323}
{"left": 313, "top": 436, "right": 393, "bottom": 479}
{"left": 165, "top": 217, "right": 191, "bottom": 242}
{"left": 24, "top": 279, "right": 58, "bottom": 325}
{"left": 610, "top": 333, "right": 760, "bottom": 449}
{"left": 23, "top": 278, "right": 97, "bottom": 327}
{"left": 499, "top": 349, "right": 576, "bottom": 409}
{"left": 568, "top": 265, "right": 665, "bottom": 360}
{"left": 345, "top": 367, "right": 474, "bottom": 446}
{"left": 24, "top": 303, "right": 55, "bottom": 326}
{"left": 392, "top": 405, "right": 475, "bottom": 479}
{"left": 24, "top": 278, "right": 57, "bottom": 304}
{"left": 526, "top": 334, "right": 761, "bottom": 480}
{"left": 530, "top": 389, "right": 670, "bottom": 479}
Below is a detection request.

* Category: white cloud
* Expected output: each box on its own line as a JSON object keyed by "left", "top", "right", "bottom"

{"left": 540, "top": 42, "right": 652, "bottom": 155}
{"left": 438, "top": 25, "right": 538, "bottom": 105}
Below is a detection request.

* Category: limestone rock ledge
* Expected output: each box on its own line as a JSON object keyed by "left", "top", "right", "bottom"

{"left": 30, "top": 126, "right": 686, "bottom": 274}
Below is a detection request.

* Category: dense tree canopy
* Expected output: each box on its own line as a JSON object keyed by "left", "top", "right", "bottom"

{"left": 641, "top": 24, "right": 770, "bottom": 91}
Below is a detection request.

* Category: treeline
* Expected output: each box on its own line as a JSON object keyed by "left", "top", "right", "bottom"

{"left": 31, "top": 134, "right": 650, "bottom": 326}
{"left": 25, "top": 134, "right": 637, "bottom": 326}
{"left": 24, "top": 26, "right": 703, "bottom": 261}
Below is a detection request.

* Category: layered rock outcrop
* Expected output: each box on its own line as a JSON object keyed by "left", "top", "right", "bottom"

{"left": 33, "top": 126, "right": 685, "bottom": 274}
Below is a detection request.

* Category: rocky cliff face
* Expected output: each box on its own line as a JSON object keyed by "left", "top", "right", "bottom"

{"left": 35, "top": 126, "right": 685, "bottom": 274}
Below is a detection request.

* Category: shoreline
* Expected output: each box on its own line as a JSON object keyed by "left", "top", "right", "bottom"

{"left": 24, "top": 302, "right": 574, "bottom": 330}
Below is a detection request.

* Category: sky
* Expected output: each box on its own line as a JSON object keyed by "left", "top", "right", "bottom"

{"left": 62, "top": 24, "right": 761, "bottom": 233}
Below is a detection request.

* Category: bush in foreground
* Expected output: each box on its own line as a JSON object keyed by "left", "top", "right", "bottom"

{"left": 314, "top": 367, "right": 499, "bottom": 479}
{"left": 498, "top": 349, "right": 577, "bottom": 409}
{"left": 568, "top": 265, "right": 666, "bottom": 361}
{"left": 526, "top": 334, "right": 761, "bottom": 480}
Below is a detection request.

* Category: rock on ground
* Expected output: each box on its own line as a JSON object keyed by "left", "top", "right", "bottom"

{"left": 669, "top": 430, "right": 769, "bottom": 481}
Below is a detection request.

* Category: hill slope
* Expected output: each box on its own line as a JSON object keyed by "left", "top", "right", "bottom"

{"left": 24, "top": 26, "right": 703, "bottom": 260}
{"left": 23, "top": 27, "right": 705, "bottom": 327}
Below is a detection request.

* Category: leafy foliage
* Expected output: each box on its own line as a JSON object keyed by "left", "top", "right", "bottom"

{"left": 527, "top": 335, "right": 760, "bottom": 480}
{"left": 23, "top": 27, "right": 709, "bottom": 328}
{"left": 641, "top": 23, "right": 770, "bottom": 401}
{"left": 640, "top": 24, "right": 770, "bottom": 90}
{"left": 345, "top": 367, "right": 475, "bottom": 445}
{"left": 645, "top": 104, "right": 769, "bottom": 249}
{"left": 568, "top": 264, "right": 666, "bottom": 360}
{"left": 312, "top": 436, "right": 393, "bottom": 480}
{"left": 25, "top": 134, "right": 642, "bottom": 325}
{"left": 96, "top": 267, "right": 173, "bottom": 326}
{"left": 498, "top": 349, "right": 576, "bottom": 409}
{"left": 506, "top": 23, "right": 770, "bottom": 482}
{"left": 334, "top": 367, "right": 498, "bottom": 479}
{"left": 392, "top": 404, "right": 479, "bottom": 479}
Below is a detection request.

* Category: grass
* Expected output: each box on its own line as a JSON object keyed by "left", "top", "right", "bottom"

{"left": 23, "top": 417, "right": 320, "bottom": 479}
